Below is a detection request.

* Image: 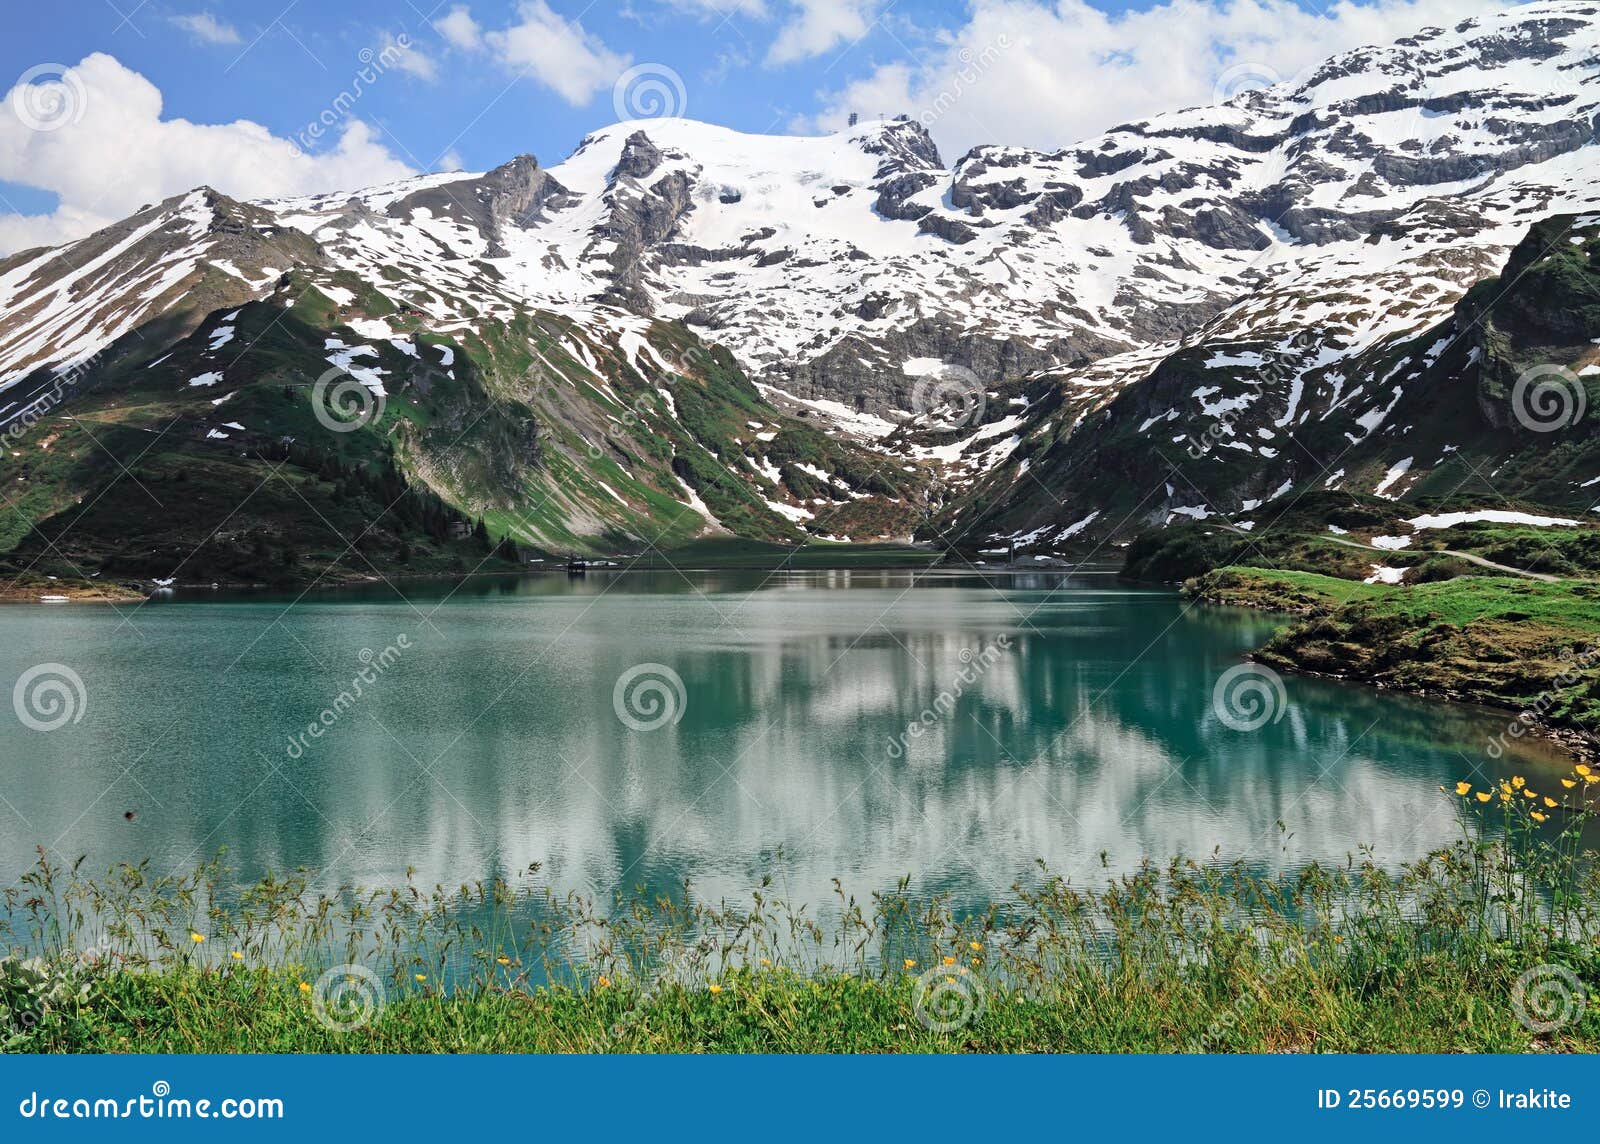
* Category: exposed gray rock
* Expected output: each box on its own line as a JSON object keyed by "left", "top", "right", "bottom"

{"left": 385, "top": 154, "right": 575, "bottom": 257}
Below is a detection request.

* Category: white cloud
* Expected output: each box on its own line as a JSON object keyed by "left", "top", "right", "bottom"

{"left": 485, "top": 0, "right": 631, "bottom": 105}
{"left": 0, "top": 54, "right": 415, "bottom": 254}
{"left": 704, "top": 45, "right": 754, "bottom": 85}
{"left": 667, "top": 0, "right": 771, "bottom": 16}
{"left": 768, "top": 0, "right": 882, "bottom": 64}
{"left": 379, "top": 31, "right": 438, "bottom": 81}
{"left": 434, "top": 5, "right": 484, "bottom": 51}
{"left": 437, "top": 148, "right": 466, "bottom": 172}
{"left": 170, "top": 11, "right": 242, "bottom": 45}
{"left": 808, "top": 0, "right": 1514, "bottom": 157}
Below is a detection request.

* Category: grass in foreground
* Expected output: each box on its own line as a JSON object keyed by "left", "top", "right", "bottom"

{"left": 4, "top": 774, "right": 1599, "bottom": 1054}
{"left": 46, "top": 952, "right": 1591, "bottom": 1053}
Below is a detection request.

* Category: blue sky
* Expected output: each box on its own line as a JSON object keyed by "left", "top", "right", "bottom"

{"left": 0, "top": 0, "right": 1511, "bottom": 251}
{"left": 4, "top": 0, "right": 1033, "bottom": 176}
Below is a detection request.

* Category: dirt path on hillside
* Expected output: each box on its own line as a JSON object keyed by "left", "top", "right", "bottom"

{"left": 1324, "top": 535, "right": 1560, "bottom": 582}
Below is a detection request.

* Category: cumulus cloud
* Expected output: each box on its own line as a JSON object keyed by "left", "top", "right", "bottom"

{"left": 768, "top": 0, "right": 883, "bottom": 64}
{"left": 0, "top": 54, "right": 415, "bottom": 254}
{"left": 169, "top": 11, "right": 242, "bottom": 45}
{"left": 485, "top": 0, "right": 631, "bottom": 105}
{"left": 808, "top": 0, "right": 1514, "bottom": 157}
{"left": 434, "top": 5, "right": 484, "bottom": 51}
{"left": 378, "top": 31, "right": 438, "bottom": 81}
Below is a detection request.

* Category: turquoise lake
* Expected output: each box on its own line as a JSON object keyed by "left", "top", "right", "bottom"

{"left": 0, "top": 569, "right": 1572, "bottom": 910}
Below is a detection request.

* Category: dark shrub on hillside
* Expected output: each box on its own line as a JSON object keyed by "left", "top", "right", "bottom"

{"left": 1122, "top": 524, "right": 1248, "bottom": 582}
{"left": 1412, "top": 555, "right": 1475, "bottom": 582}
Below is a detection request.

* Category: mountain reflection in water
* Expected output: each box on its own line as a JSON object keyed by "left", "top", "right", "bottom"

{"left": 0, "top": 570, "right": 1571, "bottom": 911}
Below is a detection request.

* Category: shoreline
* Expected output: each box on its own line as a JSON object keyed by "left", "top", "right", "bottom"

{"left": 9, "top": 825, "right": 1598, "bottom": 1054}
{"left": 0, "top": 581, "right": 145, "bottom": 605}
{"left": 1183, "top": 567, "right": 1600, "bottom": 762}
{"left": 0, "top": 559, "right": 1127, "bottom": 607}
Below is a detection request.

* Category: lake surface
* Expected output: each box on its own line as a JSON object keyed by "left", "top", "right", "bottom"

{"left": 0, "top": 569, "right": 1573, "bottom": 911}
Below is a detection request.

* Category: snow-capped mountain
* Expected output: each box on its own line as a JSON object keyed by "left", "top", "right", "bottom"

{"left": 918, "top": 0, "right": 1600, "bottom": 550}
{"left": 239, "top": 2, "right": 1600, "bottom": 420}
{"left": 1, "top": 0, "right": 1598, "bottom": 567}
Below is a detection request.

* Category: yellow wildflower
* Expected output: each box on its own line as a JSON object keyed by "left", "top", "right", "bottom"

{"left": 1512, "top": 776, "right": 1525, "bottom": 789}
{"left": 1544, "top": 797, "right": 1557, "bottom": 808}
{"left": 1455, "top": 781, "right": 1472, "bottom": 796}
{"left": 1501, "top": 792, "right": 1512, "bottom": 802}
{"left": 1523, "top": 789, "right": 1536, "bottom": 799}
{"left": 414, "top": 974, "right": 427, "bottom": 983}
{"left": 230, "top": 951, "right": 243, "bottom": 960}
{"left": 708, "top": 983, "right": 723, "bottom": 994}
{"left": 942, "top": 955, "right": 957, "bottom": 966}
{"left": 1563, "top": 779, "right": 1578, "bottom": 789}
{"left": 297, "top": 981, "right": 311, "bottom": 994}
{"left": 189, "top": 932, "right": 205, "bottom": 943}
{"left": 597, "top": 976, "right": 610, "bottom": 989}
{"left": 1476, "top": 792, "right": 1492, "bottom": 803}
{"left": 969, "top": 941, "right": 982, "bottom": 951}
{"left": 1576, "top": 764, "right": 1592, "bottom": 777}
{"left": 761, "top": 958, "right": 772, "bottom": 967}
{"left": 1532, "top": 812, "right": 1548, "bottom": 823}
{"left": 496, "top": 956, "right": 510, "bottom": 966}
{"left": 903, "top": 958, "right": 916, "bottom": 970}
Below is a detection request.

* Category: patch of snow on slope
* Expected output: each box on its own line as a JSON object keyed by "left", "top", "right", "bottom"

{"left": 1374, "top": 457, "right": 1413, "bottom": 498}
{"left": 1407, "top": 510, "right": 1578, "bottom": 529}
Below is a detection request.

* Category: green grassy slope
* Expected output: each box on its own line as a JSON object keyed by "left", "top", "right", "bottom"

{"left": 0, "top": 274, "right": 931, "bottom": 586}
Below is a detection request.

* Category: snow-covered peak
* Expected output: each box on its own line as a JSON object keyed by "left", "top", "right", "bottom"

{"left": 5, "top": 0, "right": 1599, "bottom": 448}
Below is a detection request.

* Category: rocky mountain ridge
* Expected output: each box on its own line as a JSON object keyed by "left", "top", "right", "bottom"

{"left": 2, "top": 0, "right": 1599, "bottom": 566}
